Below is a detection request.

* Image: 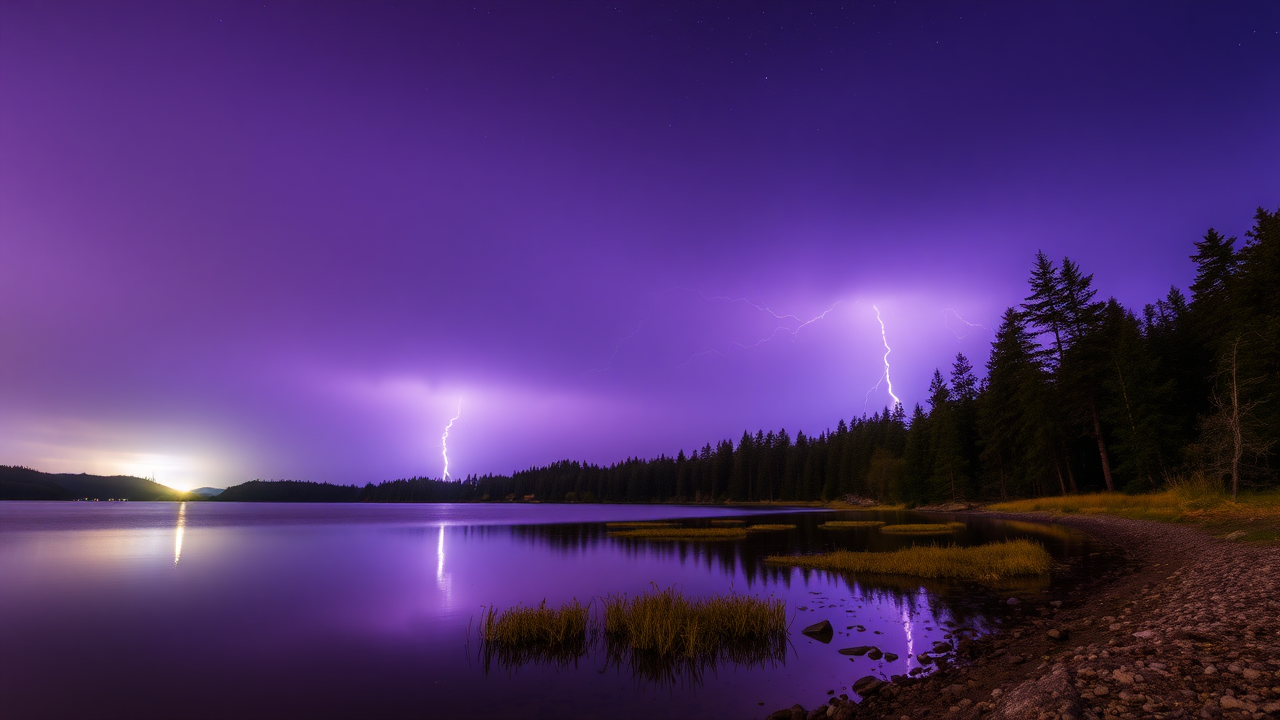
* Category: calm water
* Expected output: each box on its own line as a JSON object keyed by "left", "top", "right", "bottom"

{"left": 0, "top": 502, "right": 1099, "bottom": 720}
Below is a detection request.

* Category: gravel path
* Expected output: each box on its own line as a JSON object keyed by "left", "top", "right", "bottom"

{"left": 765, "top": 514, "right": 1280, "bottom": 720}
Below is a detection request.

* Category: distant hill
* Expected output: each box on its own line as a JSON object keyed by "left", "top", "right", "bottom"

{"left": 214, "top": 479, "right": 362, "bottom": 502}
{"left": 189, "top": 486, "right": 225, "bottom": 498}
{"left": 0, "top": 466, "right": 187, "bottom": 501}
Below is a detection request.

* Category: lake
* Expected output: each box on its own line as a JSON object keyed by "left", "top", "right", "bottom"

{"left": 0, "top": 502, "right": 1100, "bottom": 719}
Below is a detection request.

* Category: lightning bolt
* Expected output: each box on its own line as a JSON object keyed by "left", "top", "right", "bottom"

{"left": 588, "top": 288, "right": 844, "bottom": 371}
{"left": 679, "top": 295, "right": 843, "bottom": 367}
{"left": 441, "top": 401, "right": 461, "bottom": 480}
{"left": 864, "top": 304, "right": 901, "bottom": 411}
{"left": 585, "top": 311, "right": 651, "bottom": 374}
{"left": 944, "top": 308, "right": 990, "bottom": 340}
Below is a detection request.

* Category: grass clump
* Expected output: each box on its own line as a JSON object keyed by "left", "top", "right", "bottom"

{"left": 479, "top": 599, "right": 589, "bottom": 668}
{"left": 604, "top": 521, "right": 678, "bottom": 529}
{"left": 819, "top": 520, "right": 886, "bottom": 529}
{"left": 746, "top": 523, "right": 797, "bottom": 531}
{"left": 987, "top": 483, "right": 1280, "bottom": 543}
{"left": 603, "top": 586, "right": 787, "bottom": 664}
{"left": 880, "top": 522, "right": 966, "bottom": 534}
{"left": 608, "top": 527, "right": 748, "bottom": 541}
{"left": 765, "top": 539, "right": 1053, "bottom": 583}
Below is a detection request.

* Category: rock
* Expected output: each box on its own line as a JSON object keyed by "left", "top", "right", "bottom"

{"left": 1223, "top": 531, "right": 1247, "bottom": 541}
{"left": 1048, "top": 628, "right": 1070, "bottom": 641}
{"left": 1218, "top": 696, "right": 1255, "bottom": 712}
{"left": 852, "top": 676, "right": 883, "bottom": 696}
{"left": 990, "top": 667, "right": 1081, "bottom": 720}
{"left": 803, "top": 620, "right": 834, "bottom": 643}
{"left": 768, "top": 705, "right": 806, "bottom": 720}
{"left": 838, "top": 646, "right": 872, "bottom": 656}
{"left": 1050, "top": 600, "right": 1063, "bottom": 608}
{"left": 867, "top": 648, "right": 883, "bottom": 660}
{"left": 1132, "top": 630, "right": 1155, "bottom": 640}
{"left": 1006, "top": 597, "right": 1021, "bottom": 606}
{"left": 883, "top": 652, "right": 899, "bottom": 661}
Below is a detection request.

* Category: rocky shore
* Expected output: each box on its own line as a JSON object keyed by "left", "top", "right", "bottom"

{"left": 766, "top": 514, "right": 1280, "bottom": 720}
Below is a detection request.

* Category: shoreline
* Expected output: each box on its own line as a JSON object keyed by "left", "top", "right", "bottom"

{"left": 768, "top": 512, "right": 1280, "bottom": 720}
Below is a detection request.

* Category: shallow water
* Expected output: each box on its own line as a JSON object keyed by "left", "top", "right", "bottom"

{"left": 0, "top": 502, "right": 1099, "bottom": 719}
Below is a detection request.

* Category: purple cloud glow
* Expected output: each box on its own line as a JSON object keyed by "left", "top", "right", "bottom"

{"left": 2, "top": 2, "right": 1277, "bottom": 488}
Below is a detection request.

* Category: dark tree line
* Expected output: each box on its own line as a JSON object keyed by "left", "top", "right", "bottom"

{"left": 221, "top": 208, "right": 1278, "bottom": 505}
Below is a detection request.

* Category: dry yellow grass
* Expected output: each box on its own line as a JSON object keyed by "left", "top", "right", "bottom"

{"left": 819, "top": 520, "right": 886, "bottom": 529}
{"left": 745, "top": 524, "right": 797, "bottom": 531}
{"left": 608, "top": 527, "right": 748, "bottom": 541}
{"left": 879, "top": 522, "right": 966, "bottom": 534}
{"left": 602, "top": 586, "right": 786, "bottom": 660}
{"left": 766, "top": 540, "right": 1052, "bottom": 583}
{"left": 479, "top": 599, "right": 589, "bottom": 668}
{"left": 988, "top": 485, "right": 1280, "bottom": 543}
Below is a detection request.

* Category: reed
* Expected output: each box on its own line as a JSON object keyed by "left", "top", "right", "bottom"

{"left": 765, "top": 540, "right": 1052, "bottom": 583}
{"left": 479, "top": 599, "right": 590, "bottom": 668}
{"left": 602, "top": 586, "right": 787, "bottom": 661}
{"left": 607, "top": 527, "right": 748, "bottom": 541}
{"left": 819, "top": 520, "right": 886, "bottom": 529}
{"left": 879, "top": 522, "right": 966, "bottom": 534}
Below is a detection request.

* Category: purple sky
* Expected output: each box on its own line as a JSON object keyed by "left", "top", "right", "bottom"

{"left": 2, "top": 2, "right": 1277, "bottom": 490}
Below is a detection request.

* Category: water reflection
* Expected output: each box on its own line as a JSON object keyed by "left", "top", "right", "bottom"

{"left": 0, "top": 503, "right": 1104, "bottom": 720}
{"left": 173, "top": 502, "right": 186, "bottom": 566}
{"left": 435, "top": 525, "right": 455, "bottom": 606}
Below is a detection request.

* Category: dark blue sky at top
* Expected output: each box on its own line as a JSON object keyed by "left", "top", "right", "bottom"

{"left": 2, "top": 1, "right": 1276, "bottom": 488}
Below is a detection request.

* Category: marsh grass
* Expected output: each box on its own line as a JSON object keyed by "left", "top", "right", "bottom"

{"left": 879, "top": 522, "right": 966, "bottom": 535}
{"left": 607, "top": 527, "right": 748, "bottom": 541}
{"left": 479, "top": 599, "right": 590, "bottom": 669}
{"left": 745, "top": 523, "right": 797, "bottom": 531}
{"left": 819, "top": 520, "right": 886, "bottom": 529}
{"left": 988, "top": 483, "right": 1280, "bottom": 543}
{"left": 765, "top": 539, "right": 1053, "bottom": 583}
{"left": 478, "top": 587, "right": 788, "bottom": 687}
{"left": 604, "top": 521, "right": 679, "bottom": 529}
{"left": 601, "top": 586, "right": 787, "bottom": 685}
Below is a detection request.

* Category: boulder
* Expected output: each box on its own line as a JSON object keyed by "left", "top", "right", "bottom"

{"left": 990, "top": 665, "right": 1081, "bottom": 720}
{"left": 767, "top": 704, "right": 807, "bottom": 720}
{"left": 852, "top": 675, "right": 883, "bottom": 696}
{"left": 838, "top": 646, "right": 872, "bottom": 656}
{"left": 802, "top": 619, "right": 834, "bottom": 643}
